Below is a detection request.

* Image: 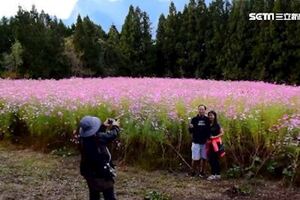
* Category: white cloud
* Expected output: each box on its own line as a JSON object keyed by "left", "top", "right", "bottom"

{"left": 0, "top": 0, "right": 79, "bottom": 19}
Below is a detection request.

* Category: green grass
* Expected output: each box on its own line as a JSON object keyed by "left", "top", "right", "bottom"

{"left": 0, "top": 100, "right": 299, "bottom": 184}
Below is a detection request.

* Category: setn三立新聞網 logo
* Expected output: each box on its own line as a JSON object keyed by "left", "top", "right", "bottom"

{"left": 249, "top": 13, "right": 300, "bottom": 20}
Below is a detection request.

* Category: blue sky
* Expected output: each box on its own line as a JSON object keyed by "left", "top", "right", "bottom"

{"left": 0, "top": 0, "right": 212, "bottom": 34}
{"left": 65, "top": 0, "right": 213, "bottom": 35}
{"left": 64, "top": 0, "right": 190, "bottom": 33}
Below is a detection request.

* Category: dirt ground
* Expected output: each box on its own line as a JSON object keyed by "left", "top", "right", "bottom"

{"left": 0, "top": 144, "right": 299, "bottom": 200}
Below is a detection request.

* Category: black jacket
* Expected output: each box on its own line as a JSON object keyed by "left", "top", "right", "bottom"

{"left": 189, "top": 115, "right": 210, "bottom": 144}
{"left": 80, "top": 125, "right": 120, "bottom": 179}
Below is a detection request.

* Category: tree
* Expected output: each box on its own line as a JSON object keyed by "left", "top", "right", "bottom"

{"left": 248, "top": 0, "right": 274, "bottom": 81}
{"left": 103, "top": 25, "right": 130, "bottom": 76}
{"left": 73, "top": 15, "right": 106, "bottom": 76}
{"left": 267, "top": 0, "right": 291, "bottom": 83}
{"left": 64, "top": 36, "right": 87, "bottom": 76}
{"left": 119, "top": 5, "right": 139, "bottom": 75}
{"left": 9, "top": 6, "right": 70, "bottom": 78}
{"left": 286, "top": 0, "right": 300, "bottom": 84}
{"left": 204, "top": 0, "right": 230, "bottom": 79}
{"left": 0, "top": 1, "right": 299, "bottom": 84}
{"left": 0, "top": 17, "right": 12, "bottom": 55}
{"left": 0, "top": 17, "right": 13, "bottom": 73}
{"left": 155, "top": 14, "right": 167, "bottom": 76}
{"left": 2, "top": 40, "right": 23, "bottom": 73}
{"left": 218, "top": 0, "right": 254, "bottom": 80}
{"left": 140, "top": 11, "right": 155, "bottom": 75}
{"left": 163, "top": 1, "right": 181, "bottom": 77}
{"left": 120, "top": 5, "right": 153, "bottom": 76}
{"left": 107, "top": 25, "right": 120, "bottom": 46}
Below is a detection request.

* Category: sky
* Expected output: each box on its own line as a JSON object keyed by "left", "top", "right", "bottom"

{"left": 0, "top": 0, "right": 212, "bottom": 34}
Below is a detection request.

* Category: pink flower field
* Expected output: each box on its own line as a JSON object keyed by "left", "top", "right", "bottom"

{"left": 0, "top": 77, "right": 299, "bottom": 116}
{"left": 0, "top": 78, "right": 299, "bottom": 178}
{"left": 0, "top": 77, "right": 299, "bottom": 136}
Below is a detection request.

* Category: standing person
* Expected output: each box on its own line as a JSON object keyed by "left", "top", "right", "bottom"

{"left": 206, "top": 111, "right": 225, "bottom": 181}
{"left": 79, "top": 116, "right": 120, "bottom": 200}
{"left": 188, "top": 104, "right": 210, "bottom": 177}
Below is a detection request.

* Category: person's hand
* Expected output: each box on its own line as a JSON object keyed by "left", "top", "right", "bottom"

{"left": 112, "top": 119, "right": 120, "bottom": 127}
{"left": 104, "top": 118, "right": 113, "bottom": 127}
{"left": 189, "top": 124, "right": 194, "bottom": 128}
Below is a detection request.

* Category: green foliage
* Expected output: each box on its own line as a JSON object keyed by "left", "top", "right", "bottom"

{"left": 0, "top": 1, "right": 299, "bottom": 83}
{"left": 144, "top": 191, "right": 170, "bottom": 200}
{"left": 73, "top": 15, "right": 105, "bottom": 76}
{"left": 225, "top": 184, "right": 253, "bottom": 197}
{"left": 1, "top": 40, "right": 23, "bottom": 73}
{"left": 120, "top": 6, "right": 154, "bottom": 76}
{"left": 280, "top": 146, "right": 300, "bottom": 185}
{"left": 1, "top": 99, "right": 299, "bottom": 184}
{"left": 226, "top": 165, "right": 243, "bottom": 178}
{"left": 0, "top": 101, "right": 14, "bottom": 138}
{"left": 51, "top": 146, "right": 77, "bottom": 157}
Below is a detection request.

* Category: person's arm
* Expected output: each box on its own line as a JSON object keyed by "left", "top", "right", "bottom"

{"left": 206, "top": 118, "right": 211, "bottom": 140}
{"left": 210, "top": 126, "right": 224, "bottom": 139}
{"left": 97, "top": 119, "right": 121, "bottom": 143}
{"left": 97, "top": 126, "right": 120, "bottom": 143}
{"left": 188, "top": 118, "right": 194, "bottom": 134}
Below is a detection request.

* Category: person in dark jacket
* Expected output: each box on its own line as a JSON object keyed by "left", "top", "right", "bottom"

{"left": 206, "top": 110, "right": 224, "bottom": 181}
{"left": 188, "top": 104, "right": 210, "bottom": 177}
{"left": 79, "top": 116, "right": 120, "bottom": 200}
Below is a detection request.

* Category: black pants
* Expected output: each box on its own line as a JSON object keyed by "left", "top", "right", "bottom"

{"left": 85, "top": 177, "right": 116, "bottom": 200}
{"left": 208, "top": 147, "right": 220, "bottom": 175}
{"left": 89, "top": 187, "right": 116, "bottom": 200}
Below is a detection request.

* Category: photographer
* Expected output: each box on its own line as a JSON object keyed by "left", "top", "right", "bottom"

{"left": 79, "top": 116, "right": 120, "bottom": 200}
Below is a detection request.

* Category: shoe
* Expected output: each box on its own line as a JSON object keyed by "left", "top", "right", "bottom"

{"left": 207, "top": 175, "right": 221, "bottom": 180}
{"left": 188, "top": 171, "right": 196, "bottom": 177}
{"left": 215, "top": 175, "right": 221, "bottom": 179}
{"left": 198, "top": 172, "right": 206, "bottom": 178}
{"left": 207, "top": 175, "right": 216, "bottom": 180}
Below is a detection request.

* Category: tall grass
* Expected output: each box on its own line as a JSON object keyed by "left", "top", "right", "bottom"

{"left": 1, "top": 100, "right": 299, "bottom": 184}
{"left": 0, "top": 78, "right": 299, "bottom": 184}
